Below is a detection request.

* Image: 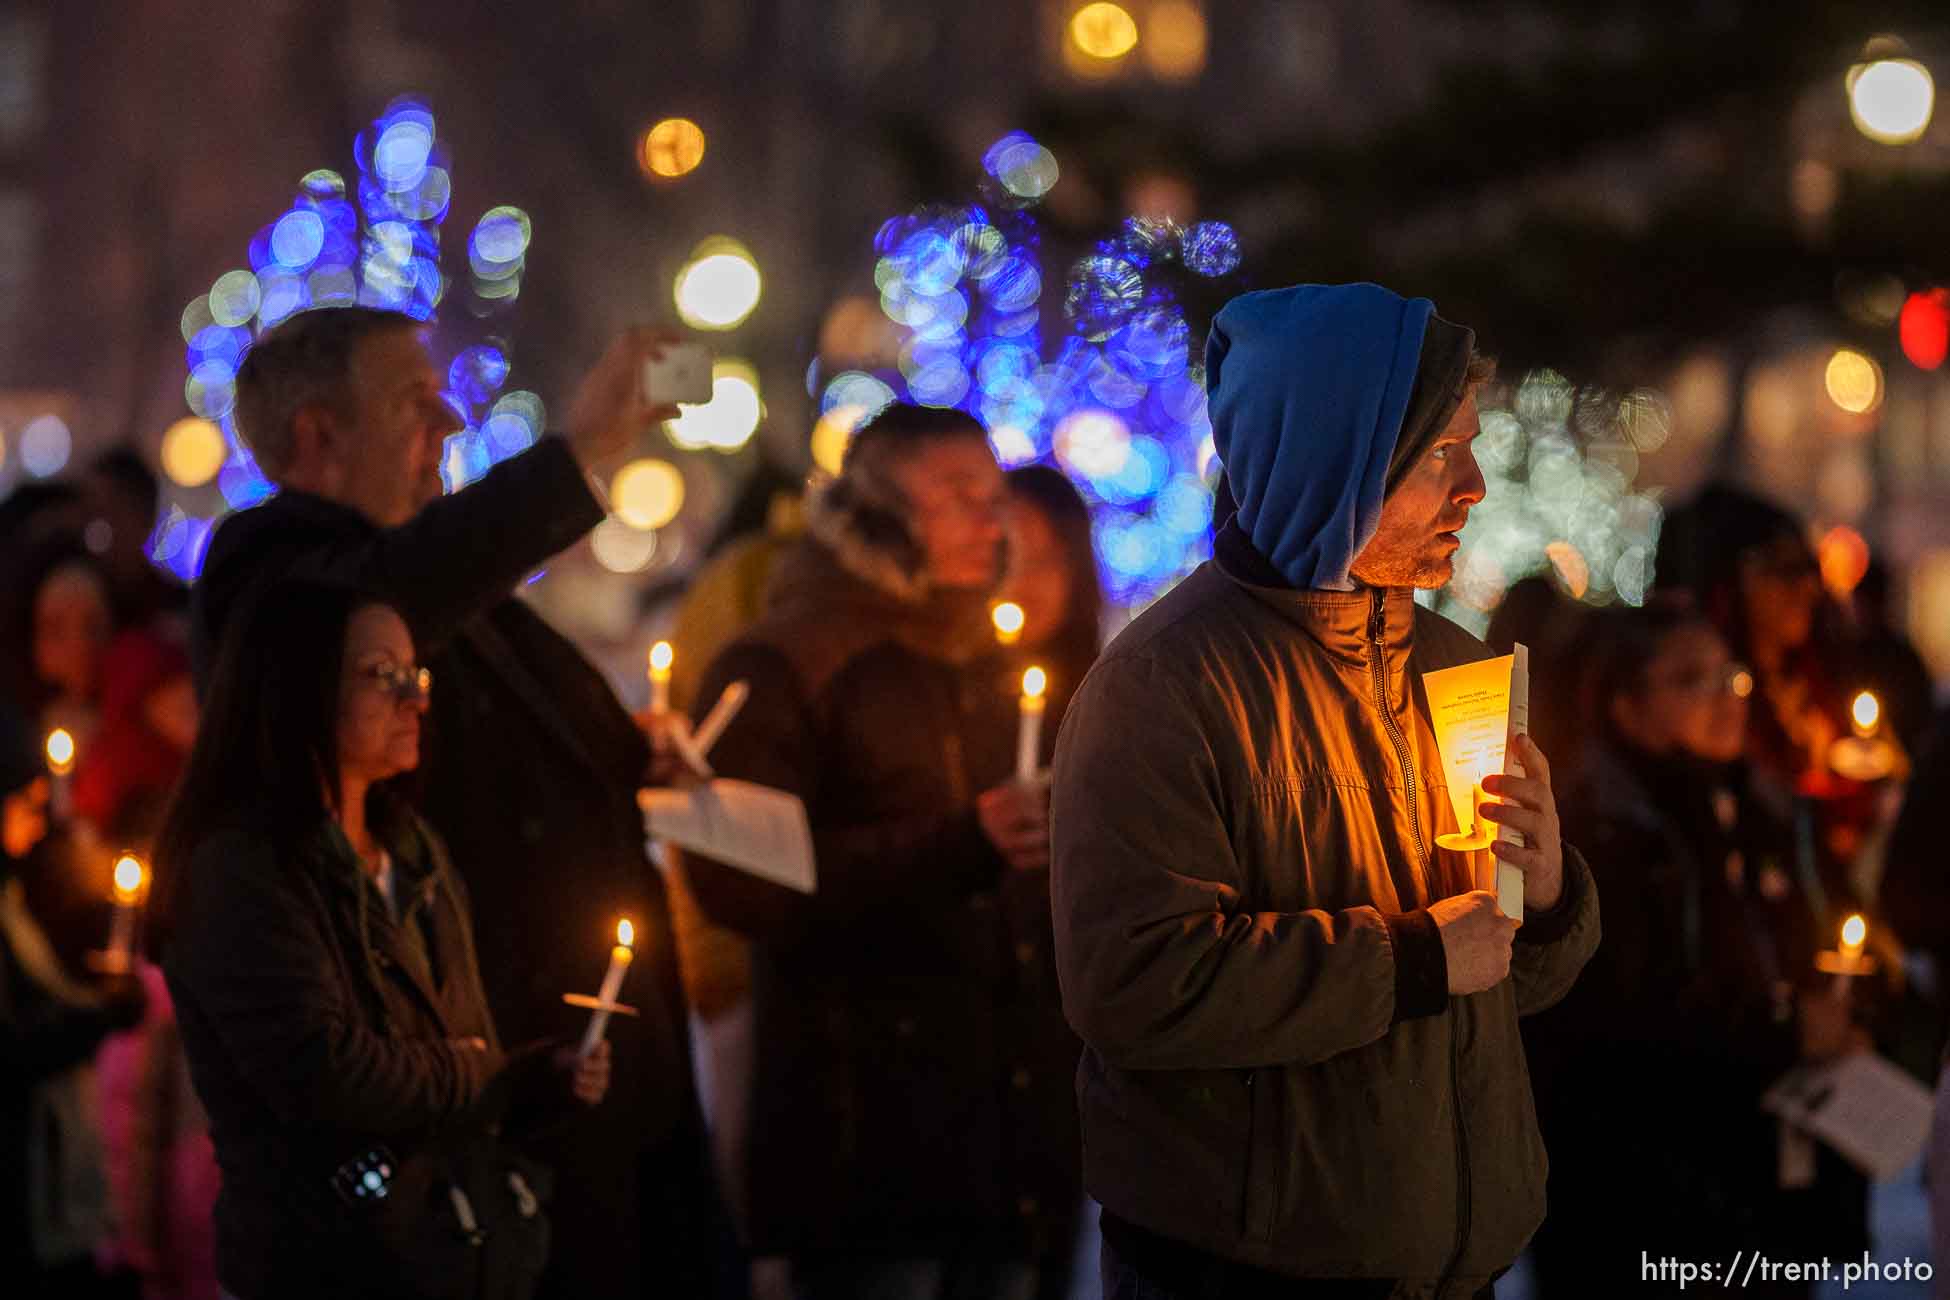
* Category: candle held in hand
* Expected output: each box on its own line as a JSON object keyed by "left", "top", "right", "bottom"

{"left": 1840, "top": 913, "right": 1867, "bottom": 963}
{"left": 580, "top": 919, "right": 636, "bottom": 1056}
{"left": 1832, "top": 913, "right": 1869, "bottom": 997}
{"left": 107, "top": 853, "right": 145, "bottom": 971}
{"left": 648, "top": 642, "right": 674, "bottom": 715}
{"left": 1017, "top": 667, "right": 1048, "bottom": 784}
{"left": 1851, "top": 692, "right": 1880, "bottom": 740}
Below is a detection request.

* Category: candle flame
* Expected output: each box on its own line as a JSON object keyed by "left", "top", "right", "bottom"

{"left": 1841, "top": 914, "right": 1867, "bottom": 948}
{"left": 1022, "top": 666, "right": 1047, "bottom": 700}
{"left": 1851, "top": 691, "right": 1880, "bottom": 734}
{"left": 991, "top": 602, "right": 1025, "bottom": 638}
{"left": 45, "top": 728, "right": 75, "bottom": 769}
{"left": 649, "top": 642, "right": 674, "bottom": 674}
{"left": 113, "top": 854, "right": 144, "bottom": 899}
{"left": 616, "top": 918, "right": 635, "bottom": 948}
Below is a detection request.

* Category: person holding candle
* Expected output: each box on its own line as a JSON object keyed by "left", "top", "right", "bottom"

{"left": 1518, "top": 597, "right": 1868, "bottom": 1296}
{"left": 1655, "top": 485, "right": 1878, "bottom": 903}
{"left": 998, "top": 464, "right": 1104, "bottom": 745}
{"left": 0, "top": 699, "right": 149, "bottom": 1296}
{"left": 1052, "top": 284, "right": 1599, "bottom": 1298}
{"left": 684, "top": 403, "right": 1082, "bottom": 1299}
{"left": 189, "top": 307, "right": 722, "bottom": 1299}
{"left": 156, "top": 580, "right": 609, "bottom": 1300}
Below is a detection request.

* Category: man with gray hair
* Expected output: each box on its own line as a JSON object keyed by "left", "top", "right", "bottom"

{"left": 192, "top": 307, "right": 722, "bottom": 1299}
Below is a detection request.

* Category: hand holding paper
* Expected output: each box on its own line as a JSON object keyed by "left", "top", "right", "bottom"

{"left": 1481, "top": 734, "right": 1564, "bottom": 914}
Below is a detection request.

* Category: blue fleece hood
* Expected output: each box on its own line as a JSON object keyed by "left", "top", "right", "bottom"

{"left": 1206, "top": 283, "right": 1435, "bottom": 591}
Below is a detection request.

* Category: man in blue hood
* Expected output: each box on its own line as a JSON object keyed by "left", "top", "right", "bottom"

{"left": 1051, "top": 284, "right": 1600, "bottom": 1297}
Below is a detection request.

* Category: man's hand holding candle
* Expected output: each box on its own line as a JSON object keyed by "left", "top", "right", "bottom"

{"left": 553, "top": 1038, "right": 612, "bottom": 1107}
{"left": 977, "top": 780, "right": 1050, "bottom": 873}
{"left": 1478, "top": 735, "right": 1564, "bottom": 913}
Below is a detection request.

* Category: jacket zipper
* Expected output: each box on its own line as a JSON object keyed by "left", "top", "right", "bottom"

{"left": 1371, "top": 589, "right": 1469, "bottom": 1294}
{"left": 1367, "top": 592, "right": 1428, "bottom": 869}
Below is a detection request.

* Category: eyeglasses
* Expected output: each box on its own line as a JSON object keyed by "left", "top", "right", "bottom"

{"left": 1648, "top": 661, "right": 1754, "bottom": 700}
{"left": 359, "top": 661, "right": 433, "bottom": 704}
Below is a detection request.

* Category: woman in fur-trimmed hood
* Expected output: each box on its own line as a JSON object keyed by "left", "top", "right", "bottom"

{"left": 680, "top": 403, "right": 1085, "bottom": 1296}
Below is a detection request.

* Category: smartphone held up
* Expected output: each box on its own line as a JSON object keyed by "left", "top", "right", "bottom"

{"left": 643, "top": 342, "right": 714, "bottom": 406}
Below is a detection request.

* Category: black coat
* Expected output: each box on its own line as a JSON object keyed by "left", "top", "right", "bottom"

{"left": 683, "top": 537, "right": 1083, "bottom": 1261}
{"left": 190, "top": 439, "right": 714, "bottom": 1298}
{"left": 166, "top": 812, "right": 515, "bottom": 1299}
{"left": 1523, "top": 743, "right": 1863, "bottom": 1286}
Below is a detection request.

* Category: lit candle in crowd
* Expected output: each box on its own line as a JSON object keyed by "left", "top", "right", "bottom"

{"left": 992, "top": 602, "right": 1025, "bottom": 647}
{"left": 1840, "top": 913, "right": 1867, "bottom": 965}
{"left": 1017, "top": 667, "right": 1048, "bottom": 784}
{"left": 107, "top": 853, "right": 145, "bottom": 972}
{"left": 648, "top": 642, "right": 674, "bottom": 715}
{"left": 45, "top": 728, "right": 75, "bottom": 775}
{"left": 1851, "top": 691, "right": 1881, "bottom": 740}
{"left": 580, "top": 919, "right": 635, "bottom": 1056}
{"left": 45, "top": 728, "right": 75, "bottom": 820}
{"left": 1835, "top": 913, "right": 1868, "bottom": 996}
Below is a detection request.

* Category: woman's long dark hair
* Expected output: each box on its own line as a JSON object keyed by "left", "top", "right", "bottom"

{"left": 151, "top": 580, "right": 392, "bottom": 949}
{"left": 1006, "top": 464, "right": 1104, "bottom": 683}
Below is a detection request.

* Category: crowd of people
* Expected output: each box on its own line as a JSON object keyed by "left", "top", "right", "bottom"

{"left": 0, "top": 285, "right": 1944, "bottom": 1300}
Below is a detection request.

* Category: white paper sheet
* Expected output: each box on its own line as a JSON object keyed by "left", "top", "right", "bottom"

{"left": 639, "top": 780, "right": 817, "bottom": 894}
{"left": 1761, "top": 1052, "right": 1934, "bottom": 1181}
{"left": 1496, "top": 643, "right": 1531, "bottom": 919}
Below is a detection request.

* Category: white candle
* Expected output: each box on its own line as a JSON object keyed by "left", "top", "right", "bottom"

{"left": 580, "top": 919, "right": 635, "bottom": 1056}
{"left": 107, "top": 853, "right": 144, "bottom": 972}
{"left": 992, "top": 602, "right": 1025, "bottom": 647}
{"left": 648, "top": 642, "right": 674, "bottom": 715}
{"left": 1834, "top": 913, "right": 1868, "bottom": 997}
{"left": 45, "top": 729, "right": 75, "bottom": 821}
{"left": 1017, "top": 667, "right": 1048, "bottom": 784}
{"left": 1851, "top": 691, "right": 1881, "bottom": 740}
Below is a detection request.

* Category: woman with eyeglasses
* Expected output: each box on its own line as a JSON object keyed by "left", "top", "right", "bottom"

{"left": 1521, "top": 597, "right": 1867, "bottom": 1298}
{"left": 152, "top": 581, "right": 608, "bottom": 1300}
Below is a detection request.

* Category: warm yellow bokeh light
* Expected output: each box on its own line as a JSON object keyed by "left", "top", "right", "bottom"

{"left": 617, "top": 918, "right": 636, "bottom": 948}
{"left": 161, "top": 417, "right": 227, "bottom": 488}
{"left": 640, "top": 118, "right": 706, "bottom": 179}
{"left": 113, "top": 854, "right": 144, "bottom": 899}
{"left": 810, "top": 404, "right": 866, "bottom": 476}
{"left": 1071, "top": 2, "right": 1139, "bottom": 60}
{"left": 611, "top": 459, "right": 686, "bottom": 531}
{"left": 46, "top": 728, "right": 75, "bottom": 772}
{"left": 1023, "top": 666, "right": 1048, "bottom": 700}
{"left": 649, "top": 641, "right": 674, "bottom": 675}
{"left": 1841, "top": 914, "right": 1868, "bottom": 949}
{"left": 992, "top": 602, "right": 1026, "bottom": 643}
{"left": 1824, "top": 348, "right": 1882, "bottom": 414}
{"left": 1142, "top": 1, "right": 1207, "bottom": 80}
{"left": 666, "top": 362, "right": 763, "bottom": 451}
{"left": 1848, "top": 58, "right": 1935, "bottom": 145}
{"left": 674, "top": 241, "right": 762, "bottom": 331}
{"left": 1543, "top": 540, "right": 1591, "bottom": 600}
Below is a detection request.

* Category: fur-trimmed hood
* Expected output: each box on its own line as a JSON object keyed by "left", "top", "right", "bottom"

{"left": 747, "top": 519, "right": 996, "bottom": 703}
{"left": 801, "top": 467, "right": 932, "bottom": 603}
